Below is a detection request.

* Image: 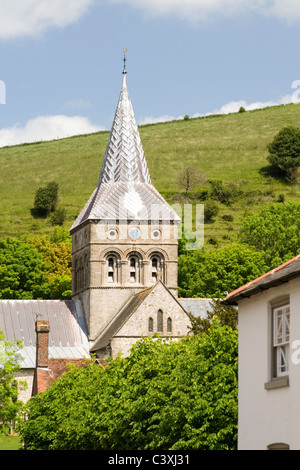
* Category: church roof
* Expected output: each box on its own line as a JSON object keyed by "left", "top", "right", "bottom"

{"left": 178, "top": 298, "right": 214, "bottom": 318}
{"left": 90, "top": 281, "right": 188, "bottom": 352}
{"left": 0, "top": 299, "right": 90, "bottom": 368}
{"left": 71, "top": 65, "right": 180, "bottom": 232}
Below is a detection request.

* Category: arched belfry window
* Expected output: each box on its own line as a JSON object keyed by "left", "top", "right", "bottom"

{"left": 128, "top": 253, "right": 142, "bottom": 284}
{"left": 106, "top": 253, "right": 120, "bottom": 283}
{"left": 150, "top": 253, "right": 164, "bottom": 283}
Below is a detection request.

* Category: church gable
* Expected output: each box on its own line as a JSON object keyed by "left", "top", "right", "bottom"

{"left": 92, "top": 281, "right": 191, "bottom": 359}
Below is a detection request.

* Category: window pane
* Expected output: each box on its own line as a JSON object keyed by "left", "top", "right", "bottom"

{"left": 277, "top": 345, "right": 289, "bottom": 376}
{"left": 274, "top": 305, "right": 290, "bottom": 345}
{"left": 167, "top": 317, "right": 172, "bottom": 332}
{"left": 148, "top": 317, "right": 153, "bottom": 332}
{"left": 157, "top": 310, "right": 163, "bottom": 332}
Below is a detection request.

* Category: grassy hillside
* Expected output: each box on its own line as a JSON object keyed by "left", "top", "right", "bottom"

{"left": 1, "top": 103, "right": 300, "bottom": 244}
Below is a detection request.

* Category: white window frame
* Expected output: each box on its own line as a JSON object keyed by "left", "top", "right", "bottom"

{"left": 273, "top": 304, "right": 290, "bottom": 377}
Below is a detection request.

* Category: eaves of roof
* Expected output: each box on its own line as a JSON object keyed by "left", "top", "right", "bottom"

{"left": 224, "top": 254, "right": 300, "bottom": 305}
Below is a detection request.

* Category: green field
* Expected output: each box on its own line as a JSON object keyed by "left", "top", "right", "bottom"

{"left": 1, "top": 102, "right": 300, "bottom": 243}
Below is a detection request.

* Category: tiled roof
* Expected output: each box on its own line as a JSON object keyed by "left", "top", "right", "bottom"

{"left": 225, "top": 254, "right": 300, "bottom": 305}
{"left": 0, "top": 300, "right": 90, "bottom": 368}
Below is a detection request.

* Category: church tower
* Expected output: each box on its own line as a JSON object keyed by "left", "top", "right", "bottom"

{"left": 70, "top": 56, "right": 181, "bottom": 343}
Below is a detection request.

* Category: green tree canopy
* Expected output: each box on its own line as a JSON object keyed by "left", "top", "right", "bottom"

{"left": 267, "top": 125, "right": 300, "bottom": 181}
{"left": 19, "top": 318, "right": 238, "bottom": 450}
{"left": 178, "top": 242, "right": 268, "bottom": 298}
{"left": 0, "top": 238, "right": 48, "bottom": 299}
{"left": 239, "top": 202, "right": 300, "bottom": 268}
{"left": 0, "top": 233, "right": 72, "bottom": 300}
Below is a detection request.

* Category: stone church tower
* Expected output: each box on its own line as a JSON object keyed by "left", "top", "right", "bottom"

{"left": 70, "top": 58, "right": 190, "bottom": 358}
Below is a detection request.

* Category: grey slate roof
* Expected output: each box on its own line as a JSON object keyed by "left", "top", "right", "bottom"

{"left": 71, "top": 72, "right": 180, "bottom": 232}
{"left": 225, "top": 254, "right": 300, "bottom": 305}
{"left": 178, "top": 298, "right": 214, "bottom": 318}
{"left": 0, "top": 299, "right": 90, "bottom": 368}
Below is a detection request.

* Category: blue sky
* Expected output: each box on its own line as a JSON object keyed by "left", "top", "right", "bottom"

{"left": 0, "top": 0, "right": 300, "bottom": 146}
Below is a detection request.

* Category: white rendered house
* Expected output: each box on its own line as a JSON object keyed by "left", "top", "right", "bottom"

{"left": 225, "top": 254, "right": 300, "bottom": 450}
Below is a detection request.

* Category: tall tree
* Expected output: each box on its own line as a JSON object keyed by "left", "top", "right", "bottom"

{"left": 0, "top": 331, "right": 25, "bottom": 430}
{"left": 19, "top": 319, "right": 238, "bottom": 450}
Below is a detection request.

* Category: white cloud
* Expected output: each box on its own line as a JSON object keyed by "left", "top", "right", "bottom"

{"left": 107, "top": 0, "right": 300, "bottom": 23}
{"left": 0, "top": 115, "right": 102, "bottom": 147}
{"left": 0, "top": 0, "right": 94, "bottom": 39}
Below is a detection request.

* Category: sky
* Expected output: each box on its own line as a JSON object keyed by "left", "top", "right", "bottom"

{"left": 0, "top": 0, "right": 300, "bottom": 147}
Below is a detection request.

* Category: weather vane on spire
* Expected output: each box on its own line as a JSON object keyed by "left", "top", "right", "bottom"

{"left": 123, "top": 49, "right": 128, "bottom": 74}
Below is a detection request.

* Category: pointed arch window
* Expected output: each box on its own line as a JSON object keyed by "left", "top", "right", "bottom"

{"left": 157, "top": 309, "right": 163, "bottom": 333}
{"left": 148, "top": 317, "right": 153, "bottom": 333}
{"left": 167, "top": 317, "right": 172, "bottom": 333}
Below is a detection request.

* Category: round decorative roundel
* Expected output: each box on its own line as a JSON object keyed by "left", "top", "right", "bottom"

{"left": 128, "top": 227, "right": 141, "bottom": 240}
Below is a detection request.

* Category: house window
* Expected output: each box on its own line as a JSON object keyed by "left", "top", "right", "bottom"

{"left": 273, "top": 305, "right": 290, "bottom": 377}
{"left": 157, "top": 309, "right": 163, "bottom": 333}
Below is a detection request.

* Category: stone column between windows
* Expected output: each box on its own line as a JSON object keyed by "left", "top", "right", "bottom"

{"left": 120, "top": 260, "right": 128, "bottom": 285}
{"left": 143, "top": 260, "right": 150, "bottom": 285}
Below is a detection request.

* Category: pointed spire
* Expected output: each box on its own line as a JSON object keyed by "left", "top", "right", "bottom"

{"left": 98, "top": 51, "right": 151, "bottom": 186}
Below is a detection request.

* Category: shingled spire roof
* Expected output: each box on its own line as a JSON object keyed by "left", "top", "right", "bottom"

{"left": 98, "top": 69, "right": 151, "bottom": 185}
{"left": 71, "top": 58, "right": 180, "bottom": 231}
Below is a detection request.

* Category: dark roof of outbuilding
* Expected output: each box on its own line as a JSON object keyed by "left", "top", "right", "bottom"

{"left": 0, "top": 299, "right": 90, "bottom": 368}
{"left": 225, "top": 254, "right": 300, "bottom": 305}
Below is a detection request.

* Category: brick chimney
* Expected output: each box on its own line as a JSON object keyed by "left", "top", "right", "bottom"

{"left": 36, "top": 320, "right": 50, "bottom": 368}
{"left": 32, "top": 320, "right": 52, "bottom": 395}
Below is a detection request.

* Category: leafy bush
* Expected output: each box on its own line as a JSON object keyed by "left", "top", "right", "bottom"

{"left": 208, "top": 179, "right": 241, "bottom": 206}
{"left": 50, "top": 207, "right": 66, "bottom": 226}
{"left": 204, "top": 199, "right": 219, "bottom": 222}
{"left": 33, "top": 181, "right": 59, "bottom": 217}
{"left": 222, "top": 214, "right": 234, "bottom": 222}
{"left": 267, "top": 125, "right": 300, "bottom": 182}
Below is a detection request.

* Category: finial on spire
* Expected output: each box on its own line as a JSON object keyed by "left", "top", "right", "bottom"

{"left": 123, "top": 49, "right": 128, "bottom": 74}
